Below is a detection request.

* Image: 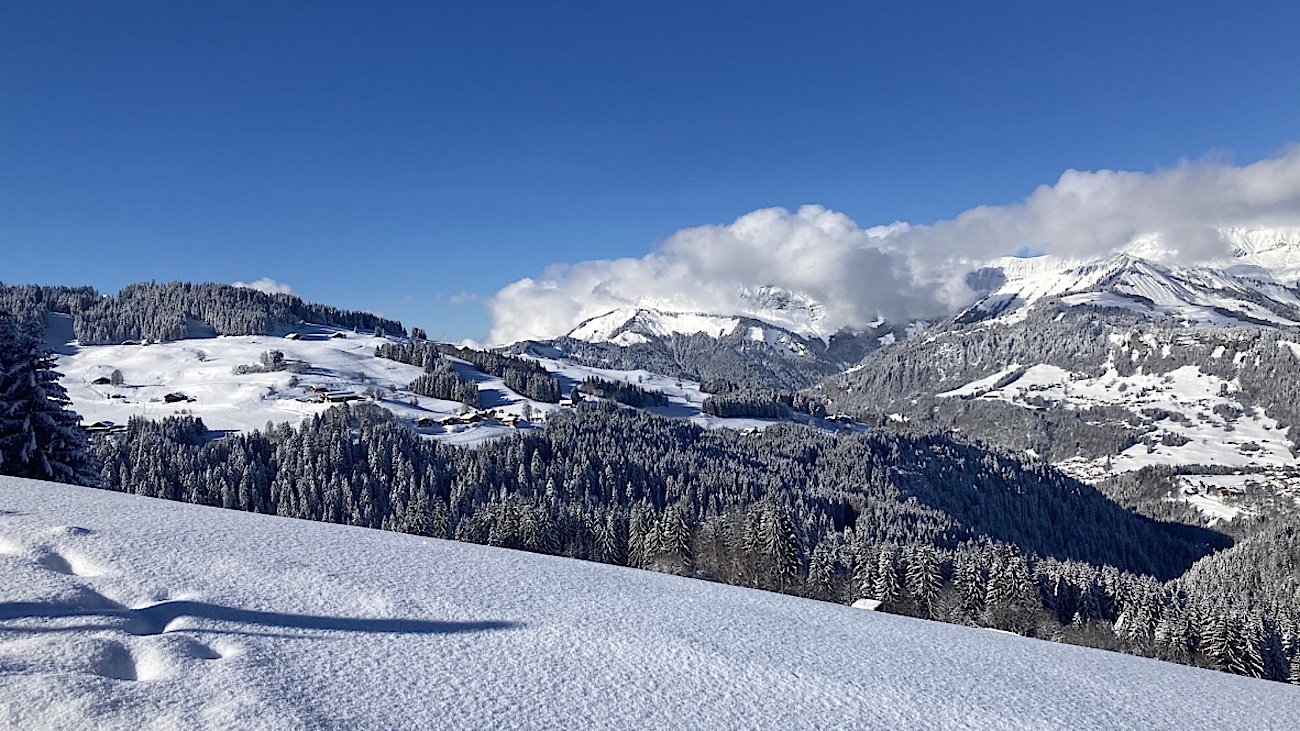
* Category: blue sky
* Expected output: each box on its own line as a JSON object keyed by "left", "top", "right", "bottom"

{"left": 3, "top": 1, "right": 1300, "bottom": 341}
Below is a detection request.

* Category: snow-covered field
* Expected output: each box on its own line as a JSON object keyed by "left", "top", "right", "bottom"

{"left": 50, "top": 320, "right": 567, "bottom": 446}
{"left": 1, "top": 477, "right": 1297, "bottom": 730}
{"left": 53, "top": 321, "right": 821, "bottom": 445}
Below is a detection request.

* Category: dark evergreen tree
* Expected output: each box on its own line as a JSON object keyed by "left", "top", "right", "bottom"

{"left": 0, "top": 315, "right": 97, "bottom": 485}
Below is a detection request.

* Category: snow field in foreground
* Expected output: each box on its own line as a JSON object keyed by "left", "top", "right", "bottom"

{"left": 0, "top": 478, "right": 1297, "bottom": 730}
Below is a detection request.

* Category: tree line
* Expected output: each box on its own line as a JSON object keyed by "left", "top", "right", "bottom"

{"left": 80, "top": 400, "right": 1300, "bottom": 683}
{"left": 0, "top": 281, "right": 406, "bottom": 344}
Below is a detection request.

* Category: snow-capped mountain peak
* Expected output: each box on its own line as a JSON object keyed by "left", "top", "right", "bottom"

{"left": 565, "top": 287, "right": 833, "bottom": 349}
{"left": 965, "top": 235, "right": 1300, "bottom": 329}
{"left": 566, "top": 308, "right": 741, "bottom": 346}
{"left": 735, "top": 285, "right": 829, "bottom": 341}
{"left": 1221, "top": 226, "right": 1300, "bottom": 284}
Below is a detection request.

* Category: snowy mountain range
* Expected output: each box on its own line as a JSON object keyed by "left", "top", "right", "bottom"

{"left": 823, "top": 227, "right": 1300, "bottom": 524}
{"left": 962, "top": 231, "right": 1300, "bottom": 329}
{"left": 509, "top": 293, "right": 890, "bottom": 391}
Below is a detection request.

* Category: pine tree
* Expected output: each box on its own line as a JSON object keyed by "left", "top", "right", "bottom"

{"left": 762, "top": 501, "right": 802, "bottom": 591}
{"left": 904, "top": 543, "right": 943, "bottom": 617}
{"left": 872, "top": 544, "right": 902, "bottom": 606}
{"left": 659, "top": 499, "right": 693, "bottom": 571}
{"left": 0, "top": 315, "right": 97, "bottom": 485}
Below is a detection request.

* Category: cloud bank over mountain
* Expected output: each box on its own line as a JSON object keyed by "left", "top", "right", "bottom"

{"left": 489, "top": 147, "right": 1300, "bottom": 344}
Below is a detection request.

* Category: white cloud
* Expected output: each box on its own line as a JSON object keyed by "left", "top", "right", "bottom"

{"left": 489, "top": 147, "right": 1300, "bottom": 344}
{"left": 232, "top": 277, "right": 296, "bottom": 296}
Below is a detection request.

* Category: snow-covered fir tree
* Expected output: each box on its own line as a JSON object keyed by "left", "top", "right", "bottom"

{"left": 0, "top": 314, "right": 97, "bottom": 485}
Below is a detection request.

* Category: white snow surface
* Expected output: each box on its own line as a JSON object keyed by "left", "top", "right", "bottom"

{"left": 975, "top": 229, "right": 1300, "bottom": 328}
{"left": 567, "top": 308, "right": 740, "bottom": 343}
{"left": 734, "top": 285, "right": 829, "bottom": 341}
{"left": 53, "top": 320, "right": 838, "bottom": 447}
{"left": 2, "top": 477, "right": 1298, "bottom": 730}
{"left": 1223, "top": 226, "right": 1300, "bottom": 284}
{"left": 52, "top": 324, "right": 563, "bottom": 447}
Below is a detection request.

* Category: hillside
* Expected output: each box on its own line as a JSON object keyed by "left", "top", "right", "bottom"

{"left": 0, "top": 476, "right": 1296, "bottom": 730}
{"left": 819, "top": 236, "right": 1300, "bottom": 524}
{"left": 507, "top": 303, "right": 888, "bottom": 391}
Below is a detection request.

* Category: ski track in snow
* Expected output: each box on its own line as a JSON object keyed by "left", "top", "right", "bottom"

{"left": 0, "top": 477, "right": 1298, "bottom": 730}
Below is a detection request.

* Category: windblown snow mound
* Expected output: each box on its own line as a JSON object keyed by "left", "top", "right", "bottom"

{"left": 1, "top": 478, "right": 1297, "bottom": 730}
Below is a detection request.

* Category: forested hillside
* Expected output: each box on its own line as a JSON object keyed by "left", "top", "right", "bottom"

{"left": 83, "top": 401, "right": 1300, "bottom": 682}
{"left": 0, "top": 281, "right": 406, "bottom": 344}
{"left": 510, "top": 320, "right": 877, "bottom": 392}
{"left": 821, "top": 304, "right": 1300, "bottom": 461}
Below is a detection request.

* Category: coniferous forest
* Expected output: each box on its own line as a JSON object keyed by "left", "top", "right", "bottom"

{"left": 0, "top": 281, "right": 406, "bottom": 344}
{"left": 85, "top": 403, "right": 1300, "bottom": 683}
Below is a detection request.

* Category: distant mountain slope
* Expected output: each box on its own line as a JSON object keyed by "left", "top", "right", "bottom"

{"left": 509, "top": 306, "right": 887, "bottom": 390}
{"left": 819, "top": 234, "right": 1300, "bottom": 522}
{"left": 0, "top": 281, "right": 406, "bottom": 344}
{"left": 3, "top": 476, "right": 1295, "bottom": 730}
{"left": 960, "top": 253, "right": 1300, "bottom": 328}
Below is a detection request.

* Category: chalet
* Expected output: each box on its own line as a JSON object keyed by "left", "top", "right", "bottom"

{"left": 284, "top": 332, "right": 302, "bottom": 340}
{"left": 330, "top": 332, "right": 347, "bottom": 339}
{"left": 91, "top": 376, "right": 112, "bottom": 385}
{"left": 84, "top": 421, "right": 127, "bottom": 435}
{"left": 416, "top": 417, "right": 437, "bottom": 428}
{"left": 163, "top": 392, "right": 191, "bottom": 404}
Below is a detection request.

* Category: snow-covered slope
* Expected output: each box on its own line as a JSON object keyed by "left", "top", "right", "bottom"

{"left": 568, "top": 308, "right": 741, "bottom": 345}
{"left": 1223, "top": 226, "right": 1300, "bottom": 284}
{"left": 965, "top": 228, "right": 1300, "bottom": 328}
{"left": 51, "top": 321, "right": 562, "bottom": 447}
{"left": 823, "top": 231, "right": 1300, "bottom": 523}
{"left": 545, "top": 303, "right": 888, "bottom": 392}
{"left": 1, "top": 477, "right": 1296, "bottom": 730}
{"left": 966, "top": 254, "right": 1300, "bottom": 328}
{"left": 734, "top": 285, "right": 830, "bottom": 340}
{"left": 938, "top": 361, "right": 1295, "bottom": 472}
{"left": 53, "top": 317, "right": 837, "bottom": 446}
